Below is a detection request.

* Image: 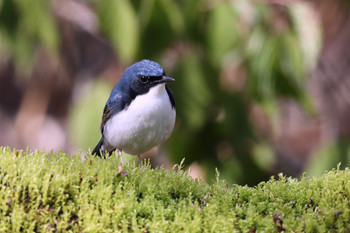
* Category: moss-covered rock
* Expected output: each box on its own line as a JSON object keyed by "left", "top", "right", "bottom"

{"left": 0, "top": 147, "right": 349, "bottom": 232}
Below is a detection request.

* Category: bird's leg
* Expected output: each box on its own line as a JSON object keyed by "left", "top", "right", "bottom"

{"left": 137, "top": 155, "right": 142, "bottom": 164}
{"left": 117, "top": 149, "right": 124, "bottom": 165}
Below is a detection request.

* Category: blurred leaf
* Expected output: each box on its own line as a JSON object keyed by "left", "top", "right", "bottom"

{"left": 209, "top": 157, "right": 243, "bottom": 184}
{"left": 96, "top": 0, "right": 139, "bottom": 63}
{"left": 158, "top": 0, "right": 184, "bottom": 35}
{"left": 15, "top": 0, "right": 58, "bottom": 53}
{"left": 173, "top": 53, "right": 212, "bottom": 130}
{"left": 138, "top": 0, "right": 182, "bottom": 56}
{"left": 167, "top": 53, "right": 212, "bottom": 163}
{"left": 0, "top": 0, "right": 19, "bottom": 37}
{"left": 247, "top": 33, "right": 278, "bottom": 115}
{"left": 289, "top": 1, "right": 322, "bottom": 70}
{"left": 0, "top": 28, "right": 34, "bottom": 74}
{"left": 277, "top": 32, "right": 315, "bottom": 113}
{"left": 306, "top": 141, "right": 350, "bottom": 176}
{"left": 68, "top": 80, "right": 112, "bottom": 151}
{"left": 247, "top": 26, "right": 312, "bottom": 115}
{"left": 0, "top": 0, "right": 58, "bottom": 72}
{"left": 207, "top": 3, "right": 239, "bottom": 66}
{"left": 252, "top": 142, "right": 276, "bottom": 171}
{"left": 181, "top": 0, "right": 202, "bottom": 35}
{"left": 280, "top": 32, "right": 305, "bottom": 82}
{"left": 138, "top": 0, "right": 156, "bottom": 30}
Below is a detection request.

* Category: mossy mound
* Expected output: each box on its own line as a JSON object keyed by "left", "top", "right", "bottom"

{"left": 0, "top": 147, "right": 349, "bottom": 232}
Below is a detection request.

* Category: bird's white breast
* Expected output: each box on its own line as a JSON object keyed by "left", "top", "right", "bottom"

{"left": 103, "top": 84, "right": 176, "bottom": 155}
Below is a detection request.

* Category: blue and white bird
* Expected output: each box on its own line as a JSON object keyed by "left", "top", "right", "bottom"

{"left": 92, "top": 59, "right": 176, "bottom": 163}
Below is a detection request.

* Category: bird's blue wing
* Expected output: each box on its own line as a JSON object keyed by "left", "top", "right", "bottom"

{"left": 100, "top": 85, "right": 138, "bottom": 133}
{"left": 100, "top": 90, "right": 124, "bottom": 133}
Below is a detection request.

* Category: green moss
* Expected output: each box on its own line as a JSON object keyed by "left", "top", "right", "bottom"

{"left": 0, "top": 147, "right": 350, "bottom": 232}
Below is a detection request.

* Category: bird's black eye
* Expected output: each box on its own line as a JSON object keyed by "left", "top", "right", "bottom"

{"left": 139, "top": 75, "right": 148, "bottom": 84}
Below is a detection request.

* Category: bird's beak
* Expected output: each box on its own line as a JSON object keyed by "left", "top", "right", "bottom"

{"left": 158, "top": 76, "right": 175, "bottom": 84}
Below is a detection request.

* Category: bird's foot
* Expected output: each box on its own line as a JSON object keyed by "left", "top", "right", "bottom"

{"left": 117, "top": 149, "right": 124, "bottom": 165}
{"left": 138, "top": 155, "right": 142, "bottom": 164}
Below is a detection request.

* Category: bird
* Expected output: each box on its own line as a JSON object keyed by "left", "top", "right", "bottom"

{"left": 92, "top": 59, "right": 176, "bottom": 164}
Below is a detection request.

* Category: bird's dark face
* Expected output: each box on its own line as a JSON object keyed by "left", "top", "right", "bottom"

{"left": 122, "top": 60, "right": 174, "bottom": 95}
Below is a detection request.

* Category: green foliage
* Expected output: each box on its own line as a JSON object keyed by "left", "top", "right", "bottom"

{"left": 68, "top": 79, "right": 112, "bottom": 151}
{"left": 1, "top": 147, "right": 350, "bottom": 232}
{"left": 0, "top": 0, "right": 58, "bottom": 72}
{"left": 0, "top": 0, "right": 323, "bottom": 184}
{"left": 96, "top": 0, "right": 140, "bottom": 63}
{"left": 307, "top": 141, "right": 350, "bottom": 176}
{"left": 207, "top": 3, "right": 239, "bottom": 66}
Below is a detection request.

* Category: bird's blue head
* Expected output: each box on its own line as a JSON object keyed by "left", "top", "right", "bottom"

{"left": 118, "top": 59, "right": 174, "bottom": 96}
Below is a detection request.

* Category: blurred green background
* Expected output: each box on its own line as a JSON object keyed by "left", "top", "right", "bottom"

{"left": 1, "top": 0, "right": 350, "bottom": 185}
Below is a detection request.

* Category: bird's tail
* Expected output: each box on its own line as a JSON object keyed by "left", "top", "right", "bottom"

{"left": 92, "top": 138, "right": 103, "bottom": 157}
